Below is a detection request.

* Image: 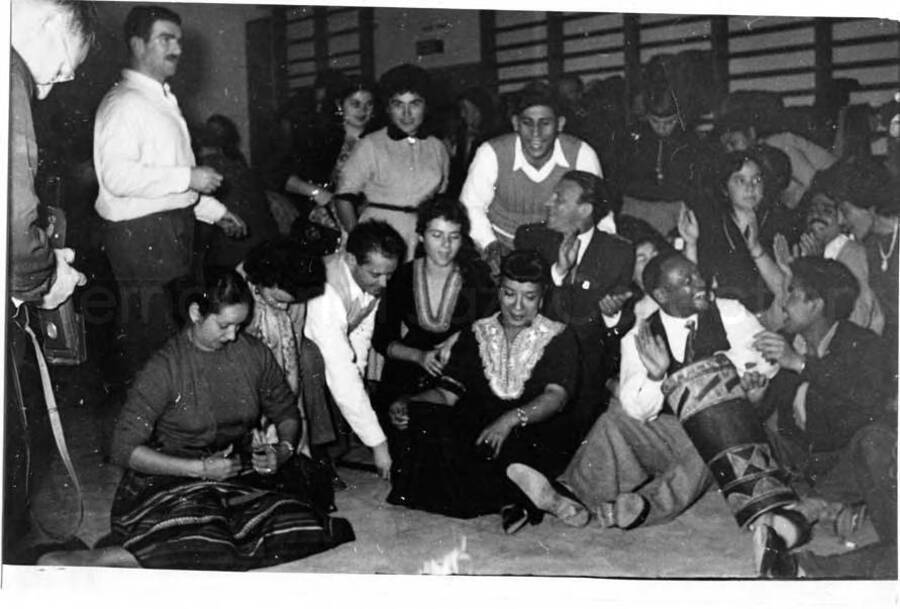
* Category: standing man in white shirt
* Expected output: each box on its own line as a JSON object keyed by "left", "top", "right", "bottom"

{"left": 94, "top": 5, "right": 246, "bottom": 382}
{"left": 304, "top": 221, "right": 406, "bottom": 480}
{"left": 460, "top": 81, "right": 601, "bottom": 275}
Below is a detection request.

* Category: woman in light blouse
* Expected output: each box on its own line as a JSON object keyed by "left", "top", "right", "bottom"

{"left": 334, "top": 63, "right": 450, "bottom": 261}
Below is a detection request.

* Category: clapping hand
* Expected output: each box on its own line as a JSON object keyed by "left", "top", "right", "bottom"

{"left": 598, "top": 290, "right": 633, "bottom": 317}
{"left": 772, "top": 233, "right": 794, "bottom": 275}
{"left": 635, "top": 321, "right": 670, "bottom": 381}
{"left": 677, "top": 204, "right": 700, "bottom": 245}
{"left": 742, "top": 210, "right": 762, "bottom": 251}
{"left": 797, "top": 232, "right": 823, "bottom": 258}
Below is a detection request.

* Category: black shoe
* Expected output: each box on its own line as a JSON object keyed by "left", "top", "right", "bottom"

{"left": 316, "top": 459, "right": 348, "bottom": 491}
{"left": 501, "top": 504, "right": 530, "bottom": 535}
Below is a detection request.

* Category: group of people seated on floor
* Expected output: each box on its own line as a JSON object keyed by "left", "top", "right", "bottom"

{"left": 14, "top": 3, "right": 898, "bottom": 579}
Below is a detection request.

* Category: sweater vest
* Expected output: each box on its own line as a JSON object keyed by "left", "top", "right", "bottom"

{"left": 324, "top": 254, "right": 378, "bottom": 333}
{"left": 487, "top": 133, "right": 582, "bottom": 247}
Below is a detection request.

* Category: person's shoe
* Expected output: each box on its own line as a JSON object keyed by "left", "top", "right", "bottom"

{"left": 317, "top": 459, "right": 348, "bottom": 491}
{"left": 505, "top": 463, "right": 590, "bottom": 528}
{"left": 754, "top": 524, "right": 800, "bottom": 578}
{"left": 500, "top": 504, "right": 530, "bottom": 535}
{"left": 595, "top": 493, "right": 649, "bottom": 530}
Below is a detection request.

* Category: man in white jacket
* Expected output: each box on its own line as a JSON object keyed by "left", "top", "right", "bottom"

{"left": 305, "top": 221, "right": 406, "bottom": 480}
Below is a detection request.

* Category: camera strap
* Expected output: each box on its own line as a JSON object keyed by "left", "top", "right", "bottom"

{"left": 22, "top": 306, "right": 85, "bottom": 539}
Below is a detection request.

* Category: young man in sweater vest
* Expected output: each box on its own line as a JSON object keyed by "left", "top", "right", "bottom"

{"left": 461, "top": 81, "right": 601, "bottom": 275}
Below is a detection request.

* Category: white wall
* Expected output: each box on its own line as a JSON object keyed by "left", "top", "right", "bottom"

{"left": 373, "top": 8, "right": 481, "bottom": 76}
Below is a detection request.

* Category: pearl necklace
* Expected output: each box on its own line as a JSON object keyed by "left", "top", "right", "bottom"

{"left": 878, "top": 218, "right": 899, "bottom": 272}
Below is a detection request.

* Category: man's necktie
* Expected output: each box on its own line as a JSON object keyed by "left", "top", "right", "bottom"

{"left": 565, "top": 240, "right": 581, "bottom": 285}
{"left": 684, "top": 320, "right": 697, "bottom": 364}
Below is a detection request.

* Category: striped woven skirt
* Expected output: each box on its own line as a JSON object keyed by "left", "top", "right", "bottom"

{"left": 109, "top": 464, "right": 354, "bottom": 571}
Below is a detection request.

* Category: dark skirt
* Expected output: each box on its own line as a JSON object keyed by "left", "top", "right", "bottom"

{"left": 387, "top": 400, "right": 577, "bottom": 519}
{"left": 109, "top": 456, "right": 354, "bottom": 571}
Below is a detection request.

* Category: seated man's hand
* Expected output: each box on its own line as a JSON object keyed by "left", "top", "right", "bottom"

{"left": 372, "top": 441, "right": 392, "bottom": 480}
{"left": 40, "top": 248, "right": 87, "bottom": 310}
{"left": 635, "top": 320, "right": 670, "bottom": 381}
{"left": 217, "top": 210, "right": 248, "bottom": 238}
{"left": 389, "top": 399, "right": 409, "bottom": 430}
{"left": 740, "top": 369, "right": 769, "bottom": 404}
{"left": 190, "top": 166, "right": 223, "bottom": 193}
{"left": 752, "top": 330, "right": 804, "bottom": 371}
{"left": 598, "top": 290, "right": 632, "bottom": 317}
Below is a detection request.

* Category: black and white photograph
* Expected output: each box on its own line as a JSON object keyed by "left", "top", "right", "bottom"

{"left": 1, "top": 0, "right": 898, "bottom": 604}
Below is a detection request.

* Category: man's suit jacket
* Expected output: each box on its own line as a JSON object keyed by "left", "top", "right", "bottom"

{"left": 514, "top": 223, "right": 634, "bottom": 327}
{"left": 515, "top": 223, "right": 634, "bottom": 430}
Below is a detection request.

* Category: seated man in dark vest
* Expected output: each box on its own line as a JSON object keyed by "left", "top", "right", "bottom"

{"left": 514, "top": 170, "right": 634, "bottom": 431}
{"left": 753, "top": 258, "right": 896, "bottom": 579}
{"left": 461, "top": 80, "right": 601, "bottom": 274}
{"left": 505, "top": 252, "right": 809, "bottom": 573}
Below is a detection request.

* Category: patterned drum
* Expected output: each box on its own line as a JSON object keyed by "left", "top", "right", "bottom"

{"left": 661, "top": 354, "right": 797, "bottom": 527}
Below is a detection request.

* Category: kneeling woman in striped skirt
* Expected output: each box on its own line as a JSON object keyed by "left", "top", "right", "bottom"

{"left": 40, "top": 269, "right": 353, "bottom": 570}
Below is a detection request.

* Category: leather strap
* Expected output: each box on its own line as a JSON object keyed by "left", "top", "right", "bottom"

{"left": 21, "top": 306, "right": 84, "bottom": 538}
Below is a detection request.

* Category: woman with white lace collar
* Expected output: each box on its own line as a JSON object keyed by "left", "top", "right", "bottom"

{"left": 385, "top": 250, "right": 580, "bottom": 535}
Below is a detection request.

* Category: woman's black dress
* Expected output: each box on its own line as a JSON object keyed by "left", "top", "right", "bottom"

{"left": 387, "top": 314, "right": 580, "bottom": 518}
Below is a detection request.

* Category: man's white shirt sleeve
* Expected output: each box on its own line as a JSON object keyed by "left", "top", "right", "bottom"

{"left": 304, "top": 285, "right": 386, "bottom": 447}
{"left": 617, "top": 325, "right": 666, "bottom": 422}
{"left": 460, "top": 142, "right": 499, "bottom": 250}
{"left": 575, "top": 142, "right": 603, "bottom": 176}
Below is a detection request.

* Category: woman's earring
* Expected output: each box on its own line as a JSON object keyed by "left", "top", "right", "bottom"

{"left": 336, "top": 105, "right": 344, "bottom": 118}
